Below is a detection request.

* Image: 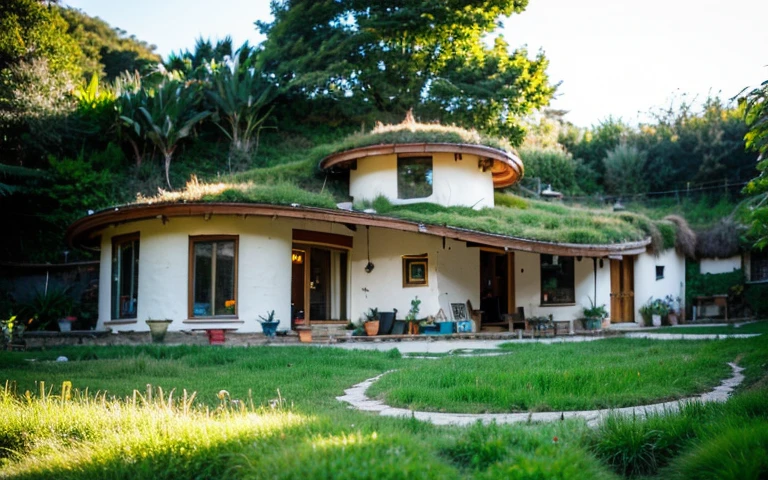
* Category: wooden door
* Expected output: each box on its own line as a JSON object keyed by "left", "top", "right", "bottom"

{"left": 610, "top": 257, "right": 635, "bottom": 322}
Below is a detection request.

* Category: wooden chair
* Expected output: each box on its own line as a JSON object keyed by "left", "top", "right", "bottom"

{"left": 466, "top": 299, "right": 482, "bottom": 330}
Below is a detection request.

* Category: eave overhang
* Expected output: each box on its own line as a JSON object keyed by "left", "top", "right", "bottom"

{"left": 66, "top": 203, "right": 651, "bottom": 257}
{"left": 319, "top": 142, "right": 524, "bottom": 189}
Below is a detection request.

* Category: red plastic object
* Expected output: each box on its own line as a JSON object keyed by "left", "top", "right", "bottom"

{"left": 207, "top": 329, "right": 226, "bottom": 345}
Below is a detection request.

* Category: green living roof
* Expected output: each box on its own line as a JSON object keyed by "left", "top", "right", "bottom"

{"left": 127, "top": 118, "right": 679, "bottom": 251}
{"left": 135, "top": 176, "right": 675, "bottom": 250}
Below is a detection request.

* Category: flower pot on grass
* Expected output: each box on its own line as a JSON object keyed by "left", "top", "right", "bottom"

{"left": 146, "top": 319, "right": 172, "bottom": 343}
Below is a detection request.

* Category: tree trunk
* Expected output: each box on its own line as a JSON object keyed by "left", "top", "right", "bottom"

{"left": 128, "top": 138, "right": 142, "bottom": 168}
{"left": 164, "top": 152, "right": 173, "bottom": 189}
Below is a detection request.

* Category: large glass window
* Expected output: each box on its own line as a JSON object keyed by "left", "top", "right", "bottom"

{"left": 397, "top": 156, "right": 433, "bottom": 199}
{"left": 540, "top": 254, "right": 575, "bottom": 305}
{"left": 111, "top": 233, "right": 139, "bottom": 319}
{"left": 190, "top": 236, "right": 237, "bottom": 317}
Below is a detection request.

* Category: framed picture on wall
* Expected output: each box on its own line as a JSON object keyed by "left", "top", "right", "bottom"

{"left": 402, "top": 254, "right": 428, "bottom": 287}
{"left": 451, "top": 303, "right": 468, "bottom": 321}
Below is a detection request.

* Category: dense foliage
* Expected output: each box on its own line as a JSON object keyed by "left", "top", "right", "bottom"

{"left": 257, "top": 0, "right": 554, "bottom": 143}
{"left": 741, "top": 79, "right": 768, "bottom": 249}
{"left": 0, "top": 0, "right": 762, "bottom": 263}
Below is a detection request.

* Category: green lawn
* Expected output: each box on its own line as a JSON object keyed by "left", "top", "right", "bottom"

{"left": 1, "top": 338, "right": 766, "bottom": 479}
{"left": 368, "top": 338, "right": 767, "bottom": 413}
{"left": 651, "top": 321, "right": 768, "bottom": 335}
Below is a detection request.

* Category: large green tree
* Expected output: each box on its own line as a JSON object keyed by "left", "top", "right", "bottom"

{"left": 257, "top": 0, "right": 554, "bottom": 141}
{"left": 0, "top": 0, "right": 82, "bottom": 76}
{"left": 58, "top": 7, "right": 161, "bottom": 81}
{"left": 742, "top": 80, "right": 768, "bottom": 249}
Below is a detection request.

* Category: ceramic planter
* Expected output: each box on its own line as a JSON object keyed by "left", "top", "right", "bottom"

{"left": 585, "top": 317, "right": 602, "bottom": 330}
{"left": 364, "top": 320, "right": 379, "bottom": 336}
{"left": 58, "top": 317, "right": 75, "bottom": 332}
{"left": 146, "top": 319, "right": 172, "bottom": 343}
{"left": 261, "top": 320, "right": 280, "bottom": 338}
{"left": 651, "top": 314, "right": 662, "bottom": 327}
{"left": 297, "top": 328, "right": 312, "bottom": 343}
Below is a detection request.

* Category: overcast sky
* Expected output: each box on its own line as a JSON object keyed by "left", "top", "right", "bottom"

{"left": 65, "top": 0, "right": 768, "bottom": 127}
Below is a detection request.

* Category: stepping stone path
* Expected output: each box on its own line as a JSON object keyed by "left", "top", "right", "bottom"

{"left": 337, "top": 363, "right": 745, "bottom": 427}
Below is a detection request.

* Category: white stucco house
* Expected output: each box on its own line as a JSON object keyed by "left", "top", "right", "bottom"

{"left": 66, "top": 132, "right": 689, "bottom": 336}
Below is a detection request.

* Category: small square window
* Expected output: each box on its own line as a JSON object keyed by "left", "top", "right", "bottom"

{"left": 397, "top": 156, "right": 433, "bottom": 199}
{"left": 656, "top": 266, "right": 665, "bottom": 280}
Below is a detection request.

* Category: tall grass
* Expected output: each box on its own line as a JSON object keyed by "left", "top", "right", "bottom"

{"left": 588, "top": 387, "right": 768, "bottom": 478}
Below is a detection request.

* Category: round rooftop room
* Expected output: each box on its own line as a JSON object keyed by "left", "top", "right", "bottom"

{"left": 319, "top": 116, "right": 523, "bottom": 210}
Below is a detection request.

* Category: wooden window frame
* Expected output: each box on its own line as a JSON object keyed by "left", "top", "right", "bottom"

{"left": 292, "top": 242, "right": 351, "bottom": 324}
{"left": 540, "top": 254, "right": 575, "bottom": 306}
{"left": 111, "top": 232, "right": 140, "bottom": 321}
{"left": 188, "top": 235, "right": 239, "bottom": 320}
{"left": 402, "top": 254, "right": 429, "bottom": 287}
{"left": 397, "top": 156, "right": 433, "bottom": 200}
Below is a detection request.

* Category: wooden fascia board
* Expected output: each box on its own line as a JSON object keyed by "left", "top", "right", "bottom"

{"left": 66, "top": 203, "right": 651, "bottom": 257}
{"left": 319, "top": 143, "right": 524, "bottom": 189}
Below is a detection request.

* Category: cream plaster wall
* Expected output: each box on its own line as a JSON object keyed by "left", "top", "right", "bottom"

{"left": 349, "top": 152, "right": 495, "bottom": 209}
{"left": 513, "top": 252, "right": 611, "bottom": 321}
{"left": 98, "top": 216, "right": 292, "bottom": 333}
{"left": 634, "top": 249, "right": 686, "bottom": 322}
{"left": 348, "top": 227, "right": 479, "bottom": 322}
{"left": 699, "top": 256, "right": 742, "bottom": 275}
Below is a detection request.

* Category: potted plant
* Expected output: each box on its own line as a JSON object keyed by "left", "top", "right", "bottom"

{"left": 583, "top": 298, "right": 608, "bottom": 330}
{"left": 258, "top": 310, "right": 280, "bottom": 338}
{"left": 363, "top": 307, "right": 380, "bottom": 336}
{"left": 663, "top": 295, "right": 682, "bottom": 325}
{"left": 58, "top": 305, "right": 77, "bottom": 333}
{"left": 639, "top": 298, "right": 670, "bottom": 327}
{"left": 404, "top": 297, "right": 421, "bottom": 335}
{"left": 224, "top": 299, "right": 236, "bottom": 315}
{"left": 145, "top": 319, "right": 173, "bottom": 343}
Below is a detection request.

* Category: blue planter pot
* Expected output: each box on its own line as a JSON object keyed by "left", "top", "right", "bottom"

{"left": 436, "top": 321, "right": 455, "bottom": 334}
{"left": 261, "top": 320, "right": 280, "bottom": 338}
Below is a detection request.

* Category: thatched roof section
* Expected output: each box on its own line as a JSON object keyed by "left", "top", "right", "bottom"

{"left": 696, "top": 219, "right": 744, "bottom": 259}
{"left": 664, "top": 215, "right": 697, "bottom": 259}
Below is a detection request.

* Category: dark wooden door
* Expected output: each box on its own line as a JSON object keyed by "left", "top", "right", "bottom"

{"left": 610, "top": 257, "right": 635, "bottom": 322}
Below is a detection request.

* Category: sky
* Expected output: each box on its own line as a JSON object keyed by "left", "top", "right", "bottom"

{"left": 64, "top": 0, "right": 768, "bottom": 128}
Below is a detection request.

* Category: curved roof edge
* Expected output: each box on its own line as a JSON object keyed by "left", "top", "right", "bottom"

{"left": 67, "top": 203, "right": 650, "bottom": 257}
{"left": 319, "top": 142, "right": 524, "bottom": 189}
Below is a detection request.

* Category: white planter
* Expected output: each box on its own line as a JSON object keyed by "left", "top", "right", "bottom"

{"left": 652, "top": 314, "right": 662, "bottom": 327}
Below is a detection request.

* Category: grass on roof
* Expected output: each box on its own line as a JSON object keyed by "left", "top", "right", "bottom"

{"left": 325, "top": 113, "right": 515, "bottom": 155}
{"left": 133, "top": 116, "right": 679, "bottom": 248}
{"left": 137, "top": 172, "right": 670, "bottom": 247}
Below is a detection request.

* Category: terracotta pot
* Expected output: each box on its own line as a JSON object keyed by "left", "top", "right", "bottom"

{"left": 364, "top": 320, "right": 379, "bottom": 336}
{"left": 298, "top": 328, "right": 312, "bottom": 343}
{"left": 668, "top": 313, "right": 678, "bottom": 326}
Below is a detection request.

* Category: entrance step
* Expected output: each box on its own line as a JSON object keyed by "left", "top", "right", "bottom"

{"left": 310, "top": 324, "right": 349, "bottom": 341}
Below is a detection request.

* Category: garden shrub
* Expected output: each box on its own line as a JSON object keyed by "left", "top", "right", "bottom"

{"left": 744, "top": 283, "right": 768, "bottom": 316}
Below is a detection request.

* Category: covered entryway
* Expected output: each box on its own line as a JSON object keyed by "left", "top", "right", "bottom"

{"left": 610, "top": 256, "right": 635, "bottom": 322}
{"left": 290, "top": 230, "right": 351, "bottom": 329}
{"left": 479, "top": 249, "right": 515, "bottom": 327}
